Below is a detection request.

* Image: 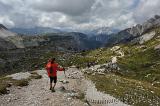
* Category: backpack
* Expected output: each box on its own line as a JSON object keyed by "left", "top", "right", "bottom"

{"left": 46, "top": 62, "right": 52, "bottom": 74}
{"left": 49, "top": 65, "right": 52, "bottom": 74}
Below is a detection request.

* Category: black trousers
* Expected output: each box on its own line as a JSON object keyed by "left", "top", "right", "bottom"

{"left": 49, "top": 76, "right": 57, "bottom": 83}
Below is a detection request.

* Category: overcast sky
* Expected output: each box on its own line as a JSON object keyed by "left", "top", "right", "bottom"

{"left": 0, "top": 0, "right": 160, "bottom": 31}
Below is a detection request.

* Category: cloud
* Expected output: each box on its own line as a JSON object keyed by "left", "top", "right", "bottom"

{"left": 0, "top": 16, "right": 14, "bottom": 27}
{"left": 30, "top": 0, "right": 95, "bottom": 16}
{"left": 0, "top": 0, "right": 159, "bottom": 31}
{"left": 134, "top": 0, "right": 160, "bottom": 23}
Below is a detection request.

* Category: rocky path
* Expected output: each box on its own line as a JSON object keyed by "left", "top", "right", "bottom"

{"left": 0, "top": 67, "right": 129, "bottom": 106}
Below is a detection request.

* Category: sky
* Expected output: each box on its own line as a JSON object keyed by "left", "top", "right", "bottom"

{"left": 0, "top": 0, "right": 160, "bottom": 31}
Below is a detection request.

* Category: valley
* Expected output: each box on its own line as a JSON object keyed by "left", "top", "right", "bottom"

{"left": 0, "top": 15, "right": 160, "bottom": 106}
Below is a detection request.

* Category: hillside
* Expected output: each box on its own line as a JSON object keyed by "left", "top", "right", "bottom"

{"left": 60, "top": 16, "right": 160, "bottom": 105}
{"left": 0, "top": 24, "right": 103, "bottom": 75}
{"left": 9, "top": 27, "right": 62, "bottom": 35}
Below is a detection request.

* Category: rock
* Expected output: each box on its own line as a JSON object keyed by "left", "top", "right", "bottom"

{"left": 72, "top": 72, "right": 78, "bottom": 74}
{"left": 62, "top": 80, "right": 69, "bottom": 84}
{"left": 154, "top": 44, "right": 160, "bottom": 50}
{"left": 84, "top": 103, "right": 89, "bottom": 106}
{"left": 67, "top": 98, "right": 72, "bottom": 101}
{"left": 7, "top": 83, "right": 12, "bottom": 87}
{"left": 70, "top": 66, "right": 76, "bottom": 68}
{"left": 152, "top": 81, "right": 160, "bottom": 87}
{"left": 96, "top": 68, "right": 105, "bottom": 73}
{"left": 138, "top": 45, "right": 147, "bottom": 49}
{"left": 59, "top": 86, "right": 66, "bottom": 92}
{"left": 46, "top": 98, "right": 50, "bottom": 100}
{"left": 111, "top": 46, "right": 120, "bottom": 51}
{"left": 67, "top": 92, "right": 78, "bottom": 98}
{"left": 139, "top": 31, "right": 156, "bottom": 44}
{"left": 7, "top": 72, "right": 31, "bottom": 80}
{"left": 151, "top": 91, "right": 154, "bottom": 94}
{"left": 92, "top": 73, "right": 96, "bottom": 75}
{"left": 7, "top": 98, "right": 11, "bottom": 102}
{"left": 154, "top": 15, "right": 160, "bottom": 19}
{"left": 60, "top": 80, "right": 69, "bottom": 84}
{"left": 111, "top": 56, "right": 117, "bottom": 63}
{"left": 13, "top": 98, "right": 18, "bottom": 100}
{"left": 97, "top": 72, "right": 105, "bottom": 75}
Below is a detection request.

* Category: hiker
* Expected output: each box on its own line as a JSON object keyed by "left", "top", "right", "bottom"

{"left": 45, "top": 58, "right": 65, "bottom": 91}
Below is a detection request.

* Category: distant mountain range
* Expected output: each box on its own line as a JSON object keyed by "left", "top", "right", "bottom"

{"left": 0, "top": 25, "right": 103, "bottom": 51}
{"left": 89, "top": 27, "right": 119, "bottom": 35}
{"left": 10, "top": 27, "right": 63, "bottom": 35}
{"left": 1, "top": 15, "right": 160, "bottom": 50}
{"left": 10, "top": 26, "right": 119, "bottom": 36}
{"left": 8, "top": 26, "right": 120, "bottom": 48}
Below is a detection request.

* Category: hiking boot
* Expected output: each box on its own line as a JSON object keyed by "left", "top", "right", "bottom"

{"left": 49, "top": 87, "right": 52, "bottom": 90}
{"left": 51, "top": 88, "right": 55, "bottom": 92}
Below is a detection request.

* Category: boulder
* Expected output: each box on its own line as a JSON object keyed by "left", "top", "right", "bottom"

{"left": 60, "top": 80, "right": 69, "bottom": 84}
{"left": 154, "top": 44, "right": 160, "bottom": 50}
{"left": 111, "top": 46, "right": 120, "bottom": 51}
{"left": 59, "top": 86, "right": 66, "bottom": 92}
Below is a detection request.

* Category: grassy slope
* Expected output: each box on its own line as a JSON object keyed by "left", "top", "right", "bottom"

{"left": 69, "top": 28, "right": 160, "bottom": 105}
{"left": 88, "top": 74, "right": 160, "bottom": 106}
{"left": 118, "top": 28, "right": 160, "bottom": 83}
{"left": 64, "top": 48, "right": 115, "bottom": 68}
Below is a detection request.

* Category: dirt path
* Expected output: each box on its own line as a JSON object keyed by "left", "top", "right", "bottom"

{"left": 0, "top": 67, "right": 128, "bottom": 106}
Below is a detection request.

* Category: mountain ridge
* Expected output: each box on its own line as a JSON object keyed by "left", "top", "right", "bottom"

{"left": 105, "top": 15, "right": 160, "bottom": 46}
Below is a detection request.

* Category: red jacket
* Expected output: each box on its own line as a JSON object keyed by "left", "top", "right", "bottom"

{"left": 46, "top": 62, "right": 64, "bottom": 77}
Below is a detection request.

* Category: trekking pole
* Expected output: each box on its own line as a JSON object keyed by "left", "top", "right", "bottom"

{"left": 63, "top": 67, "right": 67, "bottom": 78}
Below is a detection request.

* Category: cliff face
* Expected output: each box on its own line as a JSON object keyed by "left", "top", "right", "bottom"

{"left": 105, "top": 15, "right": 160, "bottom": 46}
{"left": 0, "top": 24, "right": 17, "bottom": 50}
{"left": 0, "top": 24, "right": 101, "bottom": 51}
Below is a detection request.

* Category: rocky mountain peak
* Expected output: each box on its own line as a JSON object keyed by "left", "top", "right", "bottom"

{"left": 126, "top": 15, "right": 160, "bottom": 37}
{"left": 0, "top": 24, "right": 7, "bottom": 30}
{"left": 154, "top": 15, "right": 160, "bottom": 19}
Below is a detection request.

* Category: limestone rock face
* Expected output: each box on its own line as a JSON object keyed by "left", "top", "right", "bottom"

{"left": 105, "top": 15, "right": 160, "bottom": 46}
{"left": 139, "top": 31, "right": 156, "bottom": 44}
{"left": 0, "top": 24, "right": 18, "bottom": 50}
{"left": 128, "top": 15, "right": 160, "bottom": 37}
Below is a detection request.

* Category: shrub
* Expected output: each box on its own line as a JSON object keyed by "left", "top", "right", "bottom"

{"left": 14, "top": 79, "right": 29, "bottom": 87}
{"left": 30, "top": 71, "right": 42, "bottom": 79}
{"left": 0, "top": 84, "right": 8, "bottom": 94}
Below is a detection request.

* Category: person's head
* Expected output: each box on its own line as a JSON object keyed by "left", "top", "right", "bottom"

{"left": 51, "top": 58, "right": 56, "bottom": 64}
{"left": 48, "top": 58, "right": 52, "bottom": 62}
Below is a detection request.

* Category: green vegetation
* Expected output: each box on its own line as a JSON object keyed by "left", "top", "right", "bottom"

{"left": 88, "top": 74, "right": 160, "bottom": 106}
{"left": 118, "top": 48, "right": 160, "bottom": 82}
{"left": 0, "top": 77, "right": 30, "bottom": 95}
{"left": 14, "top": 79, "right": 29, "bottom": 87}
{"left": 0, "top": 49, "right": 67, "bottom": 76}
{"left": 0, "top": 71, "right": 43, "bottom": 95}
{"left": 63, "top": 48, "right": 115, "bottom": 68}
{"left": 0, "top": 84, "right": 8, "bottom": 94}
{"left": 0, "top": 77, "right": 10, "bottom": 94}
{"left": 30, "top": 71, "right": 42, "bottom": 79}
